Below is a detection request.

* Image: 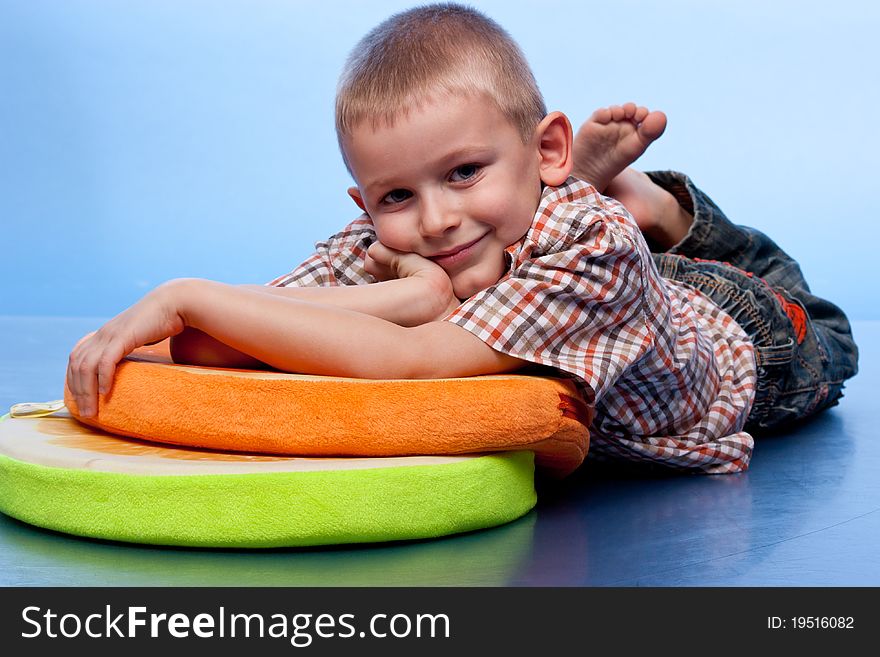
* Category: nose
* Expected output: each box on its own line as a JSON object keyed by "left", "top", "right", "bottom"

{"left": 419, "top": 192, "right": 461, "bottom": 238}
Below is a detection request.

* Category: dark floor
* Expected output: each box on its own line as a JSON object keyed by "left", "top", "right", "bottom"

{"left": 1, "top": 316, "right": 877, "bottom": 586}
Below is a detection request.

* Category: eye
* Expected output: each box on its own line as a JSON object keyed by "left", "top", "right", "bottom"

{"left": 450, "top": 164, "right": 480, "bottom": 182}
{"left": 382, "top": 189, "right": 412, "bottom": 204}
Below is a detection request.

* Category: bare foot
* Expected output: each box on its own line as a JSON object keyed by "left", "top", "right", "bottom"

{"left": 605, "top": 168, "right": 693, "bottom": 250}
{"left": 572, "top": 103, "right": 667, "bottom": 192}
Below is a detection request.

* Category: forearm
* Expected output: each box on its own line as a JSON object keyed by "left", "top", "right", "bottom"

{"left": 66, "top": 277, "right": 523, "bottom": 417}
{"left": 171, "top": 278, "right": 522, "bottom": 379}
{"left": 176, "top": 279, "right": 431, "bottom": 378}
{"left": 240, "top": 277, "right": 451, "bottom": 327}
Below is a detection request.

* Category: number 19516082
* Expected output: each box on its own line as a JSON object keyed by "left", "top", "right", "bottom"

{"left": 767, "top": 616, "right": 854, "bottom": 629}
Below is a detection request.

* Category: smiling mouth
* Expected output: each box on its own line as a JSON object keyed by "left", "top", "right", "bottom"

{"left": 428, "top": 234, "right": 487, "bottom": 267}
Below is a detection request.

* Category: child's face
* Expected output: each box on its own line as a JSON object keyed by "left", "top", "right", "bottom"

{"left": 343, "top": 93, "right": 544, "bottom": 299}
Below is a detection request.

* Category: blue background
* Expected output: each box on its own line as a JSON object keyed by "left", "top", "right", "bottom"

{"left": 2, "top": 0, "right": 878, "bottom": 319}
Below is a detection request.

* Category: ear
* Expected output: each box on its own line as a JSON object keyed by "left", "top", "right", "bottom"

{"left": 535, "top": 111, "right": 573, "bottom": 187}
{"left": 347, "top": 186, "right": 369, "bottom": 215}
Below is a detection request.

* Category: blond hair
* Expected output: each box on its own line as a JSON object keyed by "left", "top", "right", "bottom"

{"left": 335, "top": 3, "right": 546, "bottom": 160}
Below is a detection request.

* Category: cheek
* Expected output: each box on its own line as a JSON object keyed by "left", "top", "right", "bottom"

{"left": 469, "top": 190, "right": 516, "bottom": 226}
{"left": 372, "top": 221, "right": 413, "bottom": 251}
{"left": 484, "top": 200, "right": 534, "bottom": 243}
{"left": 470, "top": 180, "right": 537, "bottom": 238}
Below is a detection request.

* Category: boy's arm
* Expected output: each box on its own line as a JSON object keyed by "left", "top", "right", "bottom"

{"left": 183, "top": 280, "right": 523, "bottom": 378}
{"left": 240, "top": 279, "right": 446, "bottom": 328}
{"left": 170, "top": 242, "right": 462, "bottom": 367}
{"left": 249, "top": 242, "right": 458, "bottom": 327}
{"left": 67, "top": 278, "right": 525, "bottom": 418}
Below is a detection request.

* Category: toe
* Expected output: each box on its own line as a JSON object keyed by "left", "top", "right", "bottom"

{"left": 639, "top": 111, "right": 668, "bottom": 140}
{"left": 589, "top": 107, "right": 612, "bottom": 124}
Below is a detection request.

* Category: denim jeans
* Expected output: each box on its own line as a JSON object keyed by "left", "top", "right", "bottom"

{"left": 645, "top": 171, "right": 859, "bottom": 432}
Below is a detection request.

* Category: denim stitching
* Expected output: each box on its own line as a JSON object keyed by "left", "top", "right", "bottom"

{"left": 677, "top": 272, "right": 775, "bottom": 348}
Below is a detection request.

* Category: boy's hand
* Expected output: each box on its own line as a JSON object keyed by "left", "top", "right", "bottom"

{"left": 66, "top": 281, "right": 187, "bottom": 418}
{"left": 365, "top": 242, "right": 460, "bottom": 321}
{"left": 365, "top": 242, "right": 438, "bottom": 280}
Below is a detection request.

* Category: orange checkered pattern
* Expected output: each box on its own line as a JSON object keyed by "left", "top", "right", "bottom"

{"left": 270, "top": 179, "right": 758, "bottom": 474}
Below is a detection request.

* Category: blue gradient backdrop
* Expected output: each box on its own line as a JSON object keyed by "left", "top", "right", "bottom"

{"left": 2, "top": 0, "right": 877, "bottom": 319}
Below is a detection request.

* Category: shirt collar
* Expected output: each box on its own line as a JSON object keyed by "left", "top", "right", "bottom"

{"left": 501, "top": 176, "right": 600, "bottom": 274}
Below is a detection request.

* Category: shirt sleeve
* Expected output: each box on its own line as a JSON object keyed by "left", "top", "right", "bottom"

{"left": 267, "top": 215, "right": 378, "bottom": 287}
{"left": 444, "top": 216, "right": 654, "bottom": 403}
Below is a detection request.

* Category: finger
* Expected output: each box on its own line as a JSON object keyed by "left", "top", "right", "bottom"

{"left": 368, "top": 242, "right": 413, "bottom": 280}
{"left": 67, "top": 334, "right": 88, "bottom": 394}
{"left": 367, "top": 241, "right": 397, "bottom": 266}
{"left": 364, "top": 250, "right": 395, "bottom": 282}
{"left": 74, "top": 331, "right": 110, "bottom": 417}
{"left": 67, "top": 331, "right": 96, "bottom": 409}
{"left": 71, "top": 344, "right": 88, "bottom": 414}
{"left": 97, "top": 359, "right": 114, "bottom": 397}
{"left": 75, "top": 353, "right": 99, "bottom": 418}
{"left": 68, "top": 344, "right": 86, "bottom": 408}
{"left": 97, "top": 343, "right": 126, "bottom": 396}
{"left": 66, "top": 354, "right": 77, "bottom": 403}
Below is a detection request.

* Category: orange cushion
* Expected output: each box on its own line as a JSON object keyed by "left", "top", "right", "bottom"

{"left": 64, "top": 341, "right": 591, "bottom": 477}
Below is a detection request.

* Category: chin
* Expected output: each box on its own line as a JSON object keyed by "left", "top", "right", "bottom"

{"left": 451, "top": 255, "right": 507, "bottom": 299}
{"left": 452, "top": 272, "right": 497, "bottom": 300}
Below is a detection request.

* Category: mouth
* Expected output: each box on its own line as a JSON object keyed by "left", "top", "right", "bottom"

{"left": 428, "top": 234, "right": 488, "bottom": 268}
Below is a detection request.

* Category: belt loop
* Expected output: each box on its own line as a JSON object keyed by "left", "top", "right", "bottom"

{"left": 755, "top": 337, "right": 796, "bottom": 367}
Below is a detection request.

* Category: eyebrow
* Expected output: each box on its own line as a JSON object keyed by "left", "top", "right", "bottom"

{"left": 364, "top": 146, "right": 493, "bottom": 196}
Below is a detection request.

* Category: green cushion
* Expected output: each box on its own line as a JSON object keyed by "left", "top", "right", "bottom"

{"left": 0, "top": 413, "right": 536, "bottom": 548}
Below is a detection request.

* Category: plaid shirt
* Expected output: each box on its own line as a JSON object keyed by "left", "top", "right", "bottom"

{"left": 269, "top": 178, "right": 757, "bottom": 474}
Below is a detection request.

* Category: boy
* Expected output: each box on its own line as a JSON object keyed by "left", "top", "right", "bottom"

{"left": 66, "top": 4, "right": 857, "bottom": 474}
